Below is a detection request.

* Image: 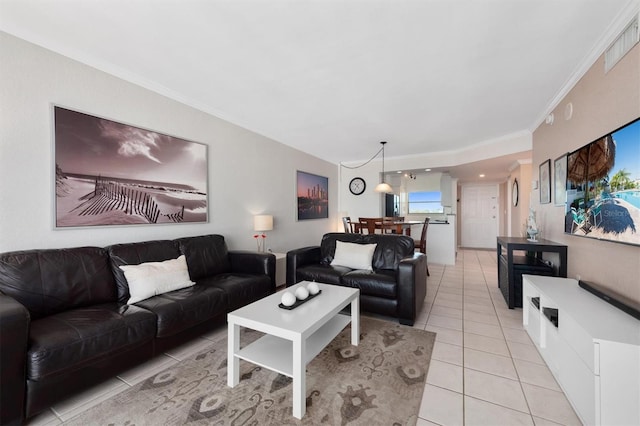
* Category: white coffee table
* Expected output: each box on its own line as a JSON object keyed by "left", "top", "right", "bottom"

{"left": 227, "top": 281, "right": 359, "bottom": 419}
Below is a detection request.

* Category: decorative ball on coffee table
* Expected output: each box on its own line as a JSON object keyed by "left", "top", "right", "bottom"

{"left": 307, "top": 282, "right": 320, "bottom": 295}
{"left": 295, "top": 286, "right": 309, "bottom": 300}
{"left": 281, "top": 291, "right": 296, "bottom": 307}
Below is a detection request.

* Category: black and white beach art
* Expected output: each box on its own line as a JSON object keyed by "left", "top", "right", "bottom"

{"left": 54, "top": 107, "right": 208, "bottom": 228}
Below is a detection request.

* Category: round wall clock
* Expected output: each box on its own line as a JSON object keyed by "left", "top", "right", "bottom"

{"left": 512, "top": 179, "right": 519, "bottom": 206}
{"left": 349, "top": 177, "right": 366, "bottom": 195}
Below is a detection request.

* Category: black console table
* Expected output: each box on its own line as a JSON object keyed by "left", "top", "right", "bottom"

{"left": 496, "top": 237, "right": 567, "bottom": 309}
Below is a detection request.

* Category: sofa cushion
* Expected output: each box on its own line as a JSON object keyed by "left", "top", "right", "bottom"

{"left": 175, "top": 235, "right": 231, "bottom": 280}
{"left": 331, "top": 241, "right": 377, "bottom": 271}
{"left": 0, "top": 247, "right": 116, "bottom": 319}
{"left": 342, "top": 269, "right": 397, "bottom": 298}
{"left": 134, "top": 284, "right": 227, "bottom": 338}
{"left": 295, "top": 264, "right": 352, "bottom": 285}
{"left": 198, "top": 273, "right": 273, "bottom": 311}
{"left": 365, "top": 234, "right": 414, "bottom": 270}
{"left": 120, "top": 255, "right": 195, "bottom": 304}
{"left": 108, "top": 240, "right": 181, "bottom": 304}
{"left": 27, "top": 303, "right": 156, "bottom": 381}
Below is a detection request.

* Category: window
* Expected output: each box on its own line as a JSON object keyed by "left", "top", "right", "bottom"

{"left": 408, "top": 191, "right": 444, "bottom": 214}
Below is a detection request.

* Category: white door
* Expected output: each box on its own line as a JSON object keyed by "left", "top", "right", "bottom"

{"left": 461, "top": 184, "right": 499, "bottom": 248}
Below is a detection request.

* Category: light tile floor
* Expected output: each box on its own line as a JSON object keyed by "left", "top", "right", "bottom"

{"left": 416, "top": 249, "right": 581, "bottom": 426}
{"left": 27, "top": 249, "right": 582, "bottom": 425}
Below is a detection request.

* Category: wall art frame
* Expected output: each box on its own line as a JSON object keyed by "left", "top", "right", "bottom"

{"left": 539, "top": 159, "right": 551, "bottom": 204}
{"left": 53, "top": 105, "right": 208, "bottom": 228}
{"left": 554, "top": 153, "right": 568, "bottom": 206}
{"left": 296, "top": 170, "right": 328, "bottom": 220}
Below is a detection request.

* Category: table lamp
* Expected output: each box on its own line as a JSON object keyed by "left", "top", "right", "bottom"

{"left": 253, "top": 214, "right": 273, "bottom": 252}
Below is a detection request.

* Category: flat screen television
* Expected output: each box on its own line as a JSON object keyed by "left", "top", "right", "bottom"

{"left": 564, "top": 117, "right": 640, "bottom": 247}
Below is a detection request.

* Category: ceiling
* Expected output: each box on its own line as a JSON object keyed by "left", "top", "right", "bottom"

{"left": 1, "top": 0, "right": 637, "bottom": 181}
{"left": 396, "top": 152, "right": 531, "bottom": 184}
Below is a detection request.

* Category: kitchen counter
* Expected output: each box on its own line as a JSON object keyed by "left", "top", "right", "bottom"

{"left": 427, "top": 215, "right": 456, "bottom": 265}
{"left": 408, "top": 215, "right": 456, "bottom": 265}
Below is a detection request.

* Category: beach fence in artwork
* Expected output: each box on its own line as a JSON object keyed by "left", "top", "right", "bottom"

{"left": 75, "top": 176, "right": 185, "bottom": 224}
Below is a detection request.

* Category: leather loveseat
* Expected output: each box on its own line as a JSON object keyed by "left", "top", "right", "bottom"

{"left": 0, "top": 234, "right": 275, "bottom": 425}
{"left": 286, "top": 232, "right": 426, "bottom": 326}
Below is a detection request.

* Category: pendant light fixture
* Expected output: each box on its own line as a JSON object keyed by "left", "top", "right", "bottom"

{"left": 374, "top": 141, "right": 393, "bottom": 193}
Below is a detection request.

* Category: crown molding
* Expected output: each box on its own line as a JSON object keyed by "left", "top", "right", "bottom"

{"left": 530, "top": 0, "right": 640, "bottom": 132}
{"left": 508, "top": 158, "right": 533, "bottom": 172}
{"left": 0, "top": 25, "right": 251, "bottom": 133}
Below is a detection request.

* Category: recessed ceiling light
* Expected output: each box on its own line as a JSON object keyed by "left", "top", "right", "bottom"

{"left": 425, "top": 168, "right": 431, "bottom": 172}
{"left": 397, "top": 171, "right": 402, "bottom": 173}
{"left": 479, "top": 174, "right": 485, "bottom": 178}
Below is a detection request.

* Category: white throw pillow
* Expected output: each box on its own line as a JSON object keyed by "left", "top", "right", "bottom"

{"left": 330, "top": 241, "right": 377, "bottom": 271}
{"left": 120, "top": 255, "right": 195, "bottom": 304}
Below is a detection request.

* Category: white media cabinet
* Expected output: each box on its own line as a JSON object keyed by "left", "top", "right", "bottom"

{"left": 522, "top": 275, "right": 640, "bottom": 426}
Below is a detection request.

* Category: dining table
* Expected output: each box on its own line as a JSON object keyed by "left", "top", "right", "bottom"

{"left": 354, "top": 219, "right": 424, "bottom": 236}
{"left": 385, "top": 220, "right": 424, "bottom": 236}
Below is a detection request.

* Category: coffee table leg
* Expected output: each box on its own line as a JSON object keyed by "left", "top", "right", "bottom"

{"left": 292, "top": 336, "right": 306, "bottom": 419}
{"left": 227, "top": 322, "right": 240, "bottom": 387}
{"left": 351, "top": 297, "right": 360, "bottom": 346}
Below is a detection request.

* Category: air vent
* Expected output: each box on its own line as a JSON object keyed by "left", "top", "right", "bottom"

{"left": 604, "top": 14, "right": 639, "bottom": 73}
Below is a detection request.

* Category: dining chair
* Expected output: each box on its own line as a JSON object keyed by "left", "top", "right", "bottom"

{"left": 381, "top": 217, "right": 396, "bottom": 234}
{"left": 342, "top": 216, "right": 356, "bottom": 233}
{"left": 414, "top": 217, "right": 430, "bottom": 276}
{"left": 358, "top": 217, "right": 380, "bottom": 234}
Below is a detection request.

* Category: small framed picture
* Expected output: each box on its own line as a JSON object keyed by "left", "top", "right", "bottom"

{"left": 539, "top": 159, "right": 551, "bottom": 204}
{"left": 554, "top": 154, "right": 567, "bottom": 206}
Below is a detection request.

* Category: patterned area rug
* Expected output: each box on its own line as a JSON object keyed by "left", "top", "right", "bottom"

{"left": 65, "top": 316, "right": 435, "bottom": 425}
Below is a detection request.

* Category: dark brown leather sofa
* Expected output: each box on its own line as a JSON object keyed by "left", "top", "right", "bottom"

{"left": 0, "top": 234, "right": 275, "bottom": 425}
{"left": 286, "top": 233, "right": 426, "bottom": 326}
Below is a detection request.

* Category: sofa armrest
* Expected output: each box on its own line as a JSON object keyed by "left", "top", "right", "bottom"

{"left": 396, "top": 253, "right": 427, "bottom": 326}
{"left": 286, "top": 246, "right": 321, "bottom": 287}
{"left": 0, "top": 293, "right": 30, "bottom": 425}
{"left": 228, "top": 251, "right": 276, "bottom": 291}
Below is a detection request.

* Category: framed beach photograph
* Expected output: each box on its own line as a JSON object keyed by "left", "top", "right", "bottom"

{"left": 539, "top": 159, "right": 551, "bottom": 204}
{"left": 554, "top": 154, "right": 568, "bottom": 206}
{"left": 53, "top": 106, "right": 208, "bottom": 228}
{"left": 296, "top": 170, "right": 328, "bottom": 220}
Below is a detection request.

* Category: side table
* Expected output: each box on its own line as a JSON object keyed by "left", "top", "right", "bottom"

{"left": 271, "top": 252, "right": 286, "bottom": 288}
{"left": 496, "top": 237, "right": 567, "bottom": 309}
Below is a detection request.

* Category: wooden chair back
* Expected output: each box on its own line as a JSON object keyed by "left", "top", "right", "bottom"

{"left": 415, "top": 217, "right": 430, "bottom": 276}
{"left": 381, "top": 217, "right": 396, "bottom": 234}
{"left": 358, "top": 217, "right": 380, "bottom": 234}
{"left": 342, "top": 216, "right": 356, "bottom": 233}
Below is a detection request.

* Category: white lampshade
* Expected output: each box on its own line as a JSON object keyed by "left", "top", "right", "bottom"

{"left": 375, "top": 182, "right": 393, "bottom": 193}
{"left": 253, "top": 214, "right": 273, "bottom": 231}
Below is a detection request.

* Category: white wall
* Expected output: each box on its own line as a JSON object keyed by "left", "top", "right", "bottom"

{"left": 508, "top": 162, "right": 533, "bottom": 237}
{"left": 0, "top": 32, "right": 338, "bottom": 253}
{"left": 338, "top": 158, "right": 386, "bottom": 220}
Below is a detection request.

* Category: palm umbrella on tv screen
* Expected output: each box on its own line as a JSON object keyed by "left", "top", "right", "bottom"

{"left": 567, "top": 135, "right": 615, "bottom": 202}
